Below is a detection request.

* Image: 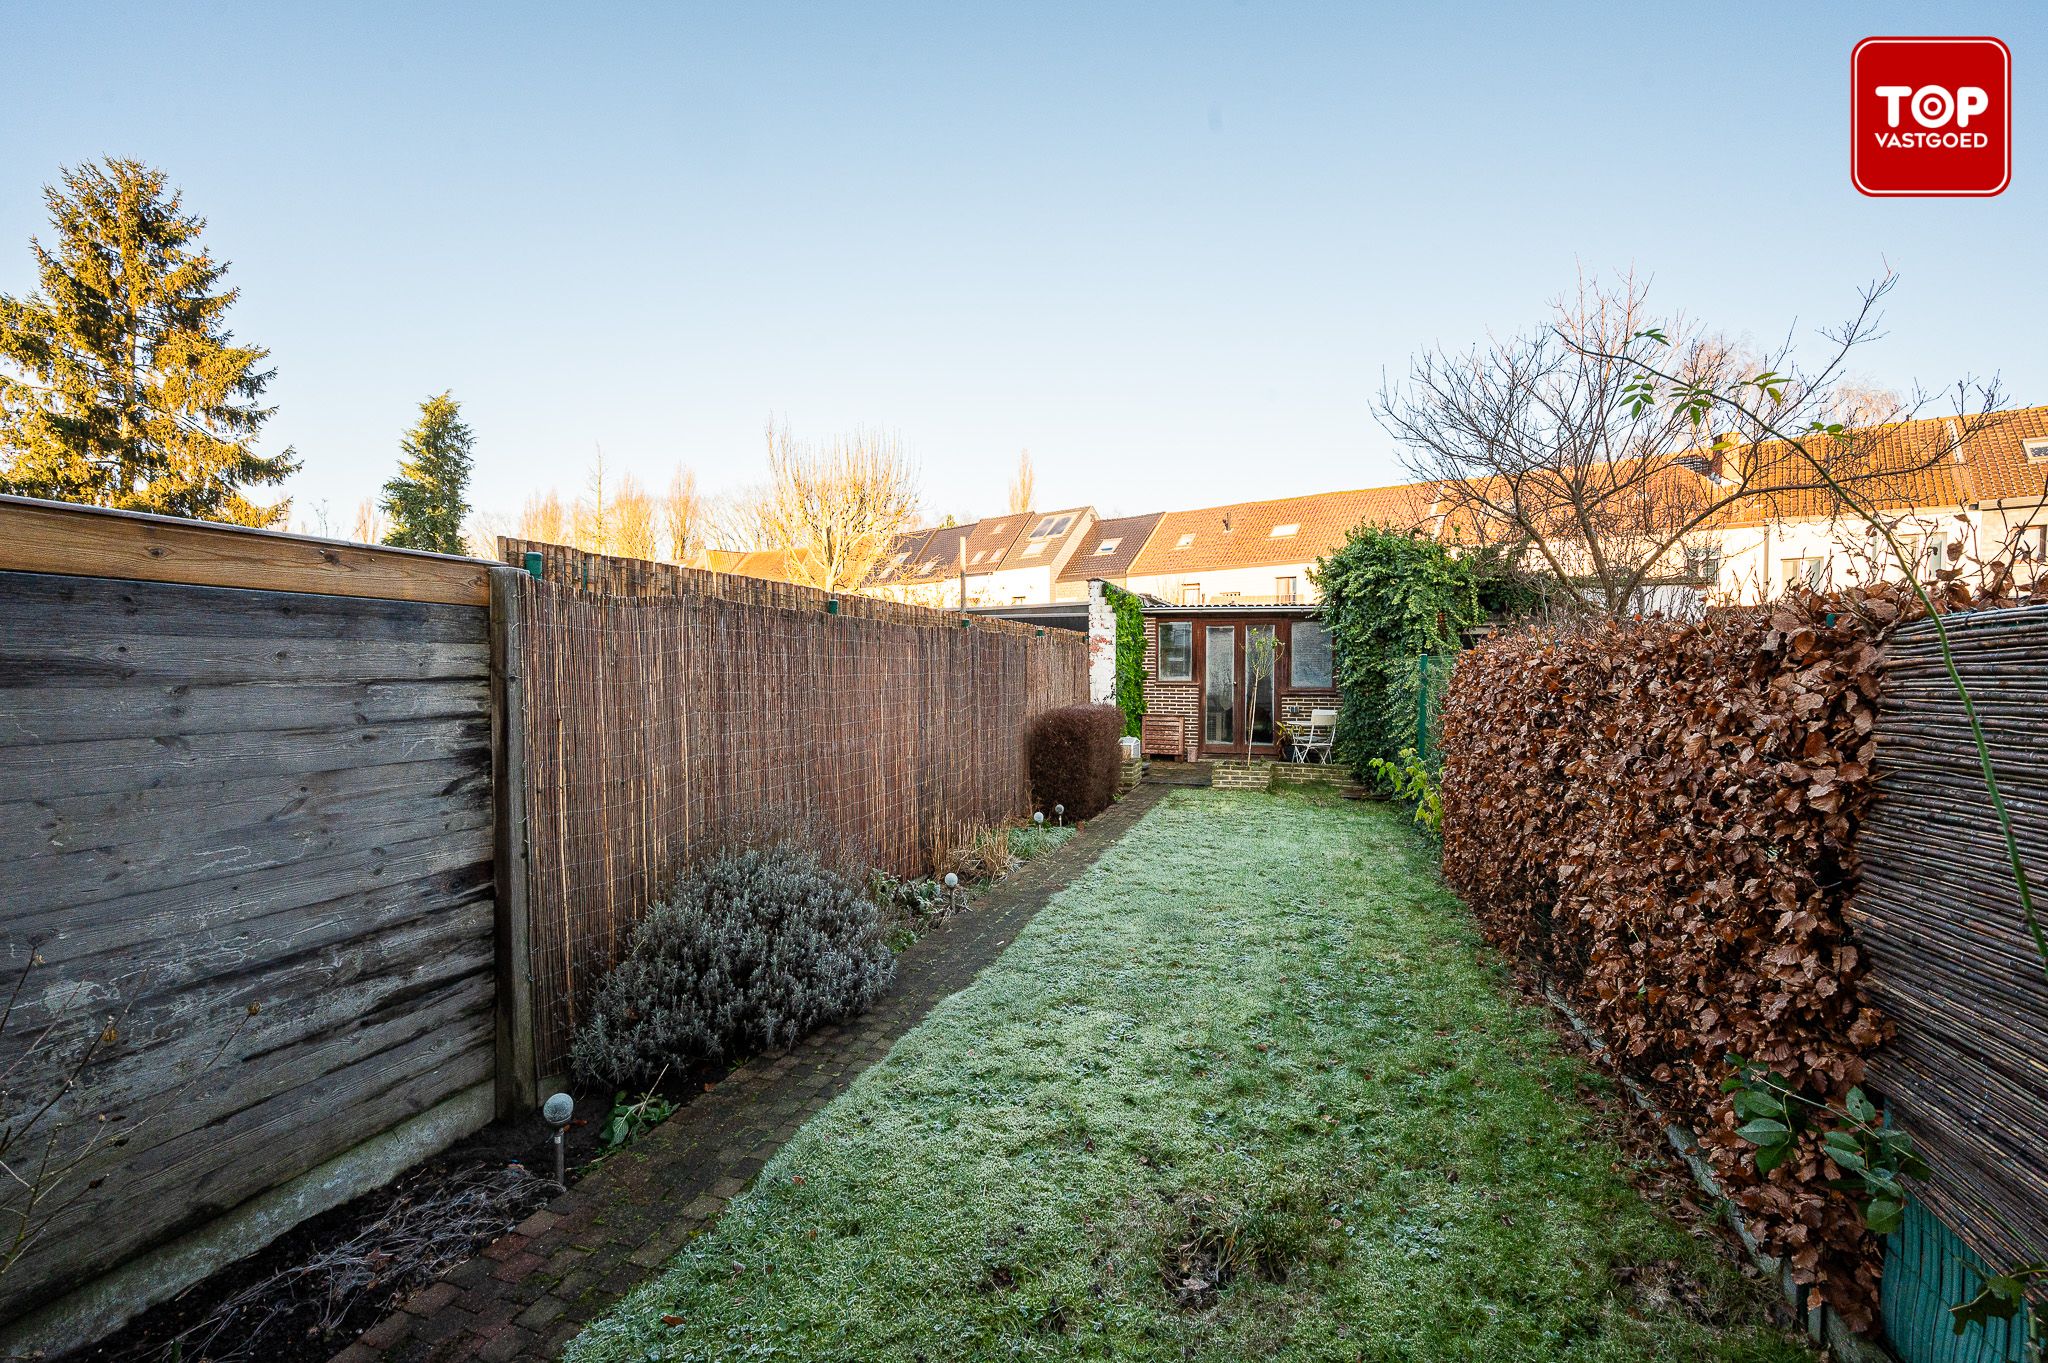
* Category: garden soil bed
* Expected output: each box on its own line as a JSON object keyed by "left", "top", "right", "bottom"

{"left": 61, "top": 1061, "right": 728, "bottom": 1363}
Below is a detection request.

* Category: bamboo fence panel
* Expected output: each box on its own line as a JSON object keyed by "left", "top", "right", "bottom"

{"left": 1853, "top": 605, "right": 2048, "bottom": 1276}
{"left": 511, "top": 550, "right": 1084, "bottom": 1077}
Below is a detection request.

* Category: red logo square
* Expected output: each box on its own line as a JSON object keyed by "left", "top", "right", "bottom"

{"left": 1852, "top": 37, "right": 2010, "bottom": 196}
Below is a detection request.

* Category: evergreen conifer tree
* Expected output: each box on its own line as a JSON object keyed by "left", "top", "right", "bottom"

{"left": 0, "top": 158, "right": 298, "bottom": 524}
{"left": 380, "top": 392, "right": 474, "bottom": 553}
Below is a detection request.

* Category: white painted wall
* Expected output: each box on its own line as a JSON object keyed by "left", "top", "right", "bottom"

{"left": 1123, "top": 561, "right": 1320, "bottom": 605}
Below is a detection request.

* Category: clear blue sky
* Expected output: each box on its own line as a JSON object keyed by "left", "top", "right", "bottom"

{"left": 4, "top": 2, "right": 2042, "bottom": 534}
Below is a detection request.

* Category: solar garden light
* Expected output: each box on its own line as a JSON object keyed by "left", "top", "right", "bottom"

{"left": 1033, "top": 811, "right": 1045, "bottom": 826}
{"left": 943, "top": 871, "right": 962, "bottom": 910}
{"left": 1054, "top": 803, "right": 1065, "bottom": 825}
{"left": 542, "top": 1092, "right": 574, "bottom": 1188}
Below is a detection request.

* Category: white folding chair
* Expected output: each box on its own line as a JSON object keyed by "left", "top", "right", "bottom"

{"left": 1295, "top": 708, "right": 1337, "bottom": 763}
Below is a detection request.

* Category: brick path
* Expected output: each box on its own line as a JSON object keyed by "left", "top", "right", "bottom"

{"left": 331, "top": 786, "right": 1167, "bottom": 1363}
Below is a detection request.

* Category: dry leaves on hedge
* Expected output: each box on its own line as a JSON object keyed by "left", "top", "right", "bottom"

{"left": 1437, "top": 581, "right": 1965, "bottom": 1328}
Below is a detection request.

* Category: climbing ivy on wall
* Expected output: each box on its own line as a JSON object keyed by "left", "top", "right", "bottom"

{"left": 1309, "top": 526, "right": 1479, "bottom": 774}
{"left": 1104, "top": 583, "right": 1147, "bottom": 737}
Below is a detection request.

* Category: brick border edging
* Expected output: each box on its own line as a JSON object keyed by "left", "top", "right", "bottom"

{"left": 330, "top": 786, "right": 1169, "bottom": 1363}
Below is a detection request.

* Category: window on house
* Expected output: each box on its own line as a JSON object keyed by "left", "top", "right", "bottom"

{"left": 1269, "top": 523, "right": 1300, "bottom": 538}
{"left": 2025, "top": 437, "right": 2048, "bottom": 463}
{"left": 1030, "top": 514, "right": 1072, "bottom": 538}
{"left": 1274, "top": 575, "right": 1297, "bottom": 602}
{"left": 1158, "top": 621, "right": 1194, "bottom": 680}
{"left": 1021, "top": 541, "right": 1046, "bottom": 557}
{"left": 970, "top": 550, "right": 985, "bottom": 565}
{"left": 1180, "top": 582, "right": 1202, "bottom": 605}
{"left": 1093, "top": 537, "right": 1121, "bottom": 556}
{"left": 1684, "top": 544, "right": 1722, "bottom": 583}
{"left": 1291, "top": 622, "right": 1333, "bottom": 688}
{"left": 1175, "top": 533, "right": 1195, "bottom": 549}
{"left": 1781, "top": 555, "right": 1823, "bottom": 589}
{"left": 1924, "top": 530, "right": 1950, "bottom": 571}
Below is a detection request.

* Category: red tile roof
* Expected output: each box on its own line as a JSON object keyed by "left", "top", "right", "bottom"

{"left": 1127, "top": 484, "right": 1437, "bottom": 577}
{"left": 1717, "top": 406, "right": 2048, "bottom": 525}
{"left": 996, "top": 507, "right": 1093, "bottom": 572}
{"left": 1058, "top": 513, "right": 1164, "bottom": 582}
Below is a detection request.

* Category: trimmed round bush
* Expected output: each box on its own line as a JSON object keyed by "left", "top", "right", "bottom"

{"left": 1027, "top": 702, "right": 1123, "bottom": 822}
{"left": 570, "top": 842, "right": 897, "bottom": 1090}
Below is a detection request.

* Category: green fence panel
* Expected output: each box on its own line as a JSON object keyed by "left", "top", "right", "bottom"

{"left": 1884, "top": 1197, "right": 2035, "bottom": 1363}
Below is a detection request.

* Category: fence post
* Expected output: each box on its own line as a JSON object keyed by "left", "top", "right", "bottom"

{"left": 488, "top": 565, "right": 539, "bottom": 1118}
{"left": 1415, "top": 654, "right": 1432, "bottom": 760}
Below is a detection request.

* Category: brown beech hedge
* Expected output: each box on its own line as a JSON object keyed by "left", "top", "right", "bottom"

{"left": 1438, "top": 583, "right": 1940, "bottom": 1326}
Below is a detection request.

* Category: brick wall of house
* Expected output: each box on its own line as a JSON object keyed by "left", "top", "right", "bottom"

{"left": 1142, "top": 619, "right": 1204, "bottom": 759}
{"left": 1140, "top": 618, "right": 1338, "bottom": 761}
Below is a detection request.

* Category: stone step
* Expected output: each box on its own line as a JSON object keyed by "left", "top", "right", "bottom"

{"left": 1143, "top": 760, "right": 1213, "bottom": 787}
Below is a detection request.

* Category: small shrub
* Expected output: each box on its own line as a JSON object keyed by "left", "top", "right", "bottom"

{"left": 1006, "top": 823, "right": 1074, "bottom": 862}
{"left": 868, "top": 870, "right": 950, "bottom": 951}
{"left": 598, "top": 1087, "right": 678, "bottom": 1152}
{"left": 1367, "top": 748, "right": 1441, "bottom": 835}
{"left": 1027, "top": 703, "right": 1123, "bottom": 821}
{"left": 571, "top": 842, "right": 897, "bottom": 1090}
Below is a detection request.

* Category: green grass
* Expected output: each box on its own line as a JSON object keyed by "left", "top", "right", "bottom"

{"left": 568, "top": 789, "right": 1809, "bottom": 1363}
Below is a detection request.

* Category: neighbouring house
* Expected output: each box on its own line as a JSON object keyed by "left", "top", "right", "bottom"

{"left": 1139, "top": 602, "right": 1338, "bottom": 762}
{"left": 1709, "top": 406, "right": 2048, "bottom": 601}
{"left": 703, "top": 405, "right": 2048, "bottom": 615}
{"left": 1121, "top": 486, "right": 1435, "bottom": 607}
{"left": 696, "top": 547, "right": 797, "bottom": 582}
{"left": 1052, "top": 512, "right": 1165, "bottom": 601}
{"left": 863, "top": 508, "right": 1102, "bottom": 607}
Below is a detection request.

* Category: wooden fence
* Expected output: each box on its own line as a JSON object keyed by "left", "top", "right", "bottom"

{"left": 1853, "top": 606, "right": 2048, "bottom": 1286}
{"left": 502, "top": 542, "right": 1086, "bottom": 1081}
{"left": 0, "top": 498, "right": 500, "bottom": 1351}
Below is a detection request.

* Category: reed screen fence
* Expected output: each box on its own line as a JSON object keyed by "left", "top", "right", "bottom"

{"left": 1853, "top": 606, "right": 2048, "bottom": 1286}
{"left": 507, "top": 548, "right": 1085, "bottom": 1077}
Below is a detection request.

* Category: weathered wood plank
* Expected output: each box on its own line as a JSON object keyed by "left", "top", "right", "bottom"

{"left": 0, "top": 755, "right": 490, "bottom": 872}
{"left": 0, "top": 496, "right": 490, "bottom": 606}
{"left": 23, "top": 899, "right": 494, "bottom": 1130}
{"left": 6, "top": 827, "right": 490, "bottom": 963}
{"left": 0, "top": 679, "right": 490, "bottom": 745}
{"left": 0, "top": 570, "right": 487, "bottom": 645}
{"left": 0, "top": 635, "right": 489, "bottom": 689}
{"left": 0, "top": 715, "right": 492, "bottom": 803}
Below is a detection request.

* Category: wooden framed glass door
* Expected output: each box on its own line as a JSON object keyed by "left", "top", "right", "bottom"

{"left": 1199, "top": 622, "right": 1280, "bottom": 756}
{"left": 1203, "top": 625, "right": 1236, "bottom": 747}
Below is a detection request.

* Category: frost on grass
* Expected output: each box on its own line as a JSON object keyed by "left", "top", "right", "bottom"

{"left": 567, "top": 791, "right": 1810, "bottom": 1363}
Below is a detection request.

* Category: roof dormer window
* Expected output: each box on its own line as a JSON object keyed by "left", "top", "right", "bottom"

{"left": 1022, "top": 541, "right": 1046, "bottom": 557}
{"left": 2026, "top": 437, "right": 2048, "bottom": 464}
{"left": 1030, "top": 514, "right": 1072, "bottom": 538}
{"left": 1269, "top": 523, "right": 1300, "bottom": 538}
{"left": 1175, "top": 533, "right": 1196, "bottom": 549}
{"left": 1093, "top": 537, "right": 1121, "bottom": 556}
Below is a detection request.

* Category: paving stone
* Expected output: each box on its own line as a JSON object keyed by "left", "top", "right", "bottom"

{"left": 403, "top": 1282, "right": 460, "bottom": 1316}
{"left": 360, "top": 1312, "right": 416, "bottom": 1348}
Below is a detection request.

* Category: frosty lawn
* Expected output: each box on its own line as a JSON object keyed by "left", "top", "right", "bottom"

{"left": 566, "top": 789, "right": 1808, "bottom": 1363}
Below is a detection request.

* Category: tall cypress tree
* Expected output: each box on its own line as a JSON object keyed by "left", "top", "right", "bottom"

{"left": 381, "top": 392, "right": 474, "bottom": 553}
{"left": 0, "top": 158, "right": 299, "bottom": 525}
